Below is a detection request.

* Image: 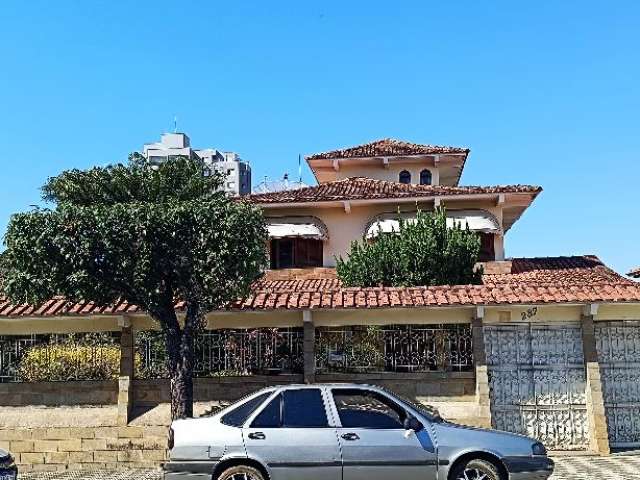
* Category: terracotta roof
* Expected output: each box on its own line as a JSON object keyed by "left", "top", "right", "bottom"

{"left": 235, "top": 256, "right": 639, "bottom": 310}
{"left": 484, "top": 256, "right": 634, "bottom": 286}
{"left": 2, "top": 256, "right": 639, "bottom": 317}
{"left": 246, "top": 177, "right": 541, "bottom": 205}
{"left": 306, "top": 138, "right": 469, "bottom": 160}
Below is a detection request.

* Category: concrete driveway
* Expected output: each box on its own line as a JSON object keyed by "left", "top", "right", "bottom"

{"left": 18, "top": 454, "right": 640, "bottom": 480}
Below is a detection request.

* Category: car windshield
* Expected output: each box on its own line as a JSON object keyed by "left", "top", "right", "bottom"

{"left": 384, "top": 389, "right": 444, "bottom": 423}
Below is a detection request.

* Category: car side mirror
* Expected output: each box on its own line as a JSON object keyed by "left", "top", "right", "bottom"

{"left": 403, "top": 416, "right": 423, "bottom": 433}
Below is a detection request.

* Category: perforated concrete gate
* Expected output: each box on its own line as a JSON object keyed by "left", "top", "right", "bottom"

{"left": 484, "top": 324, "right": 589, "bottom": 450}
{"left": 595, "top": 321, "right": 640, "bottom": 448}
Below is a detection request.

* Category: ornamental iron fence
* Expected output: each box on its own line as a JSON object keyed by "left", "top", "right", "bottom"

{"left": 315, "top": 324, "right": 474, "bottom": 374}
{"left": 0, "top": 332, "right": 121, "bottom": 383}
{"left": 135, "top": 328, "right": 305, "bottom": 379}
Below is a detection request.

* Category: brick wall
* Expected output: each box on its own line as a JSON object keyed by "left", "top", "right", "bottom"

{"left": 0, "top": 425, "right": 168, "bottom": 473}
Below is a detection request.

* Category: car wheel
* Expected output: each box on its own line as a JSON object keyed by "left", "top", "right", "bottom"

{"left": 218, "top": 465, "right": 265, "bottom": 480}
{"left": 452, "top": 458, "right": 501, "bottom": 480}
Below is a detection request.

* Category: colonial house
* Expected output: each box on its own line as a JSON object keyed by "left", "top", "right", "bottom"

{"left": 2, "top": 138, "right": 640, "bottom": 460}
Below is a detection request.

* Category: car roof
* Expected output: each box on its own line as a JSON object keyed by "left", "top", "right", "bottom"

{"left": 266, "top": 383, "right": 383, "bottom": 391}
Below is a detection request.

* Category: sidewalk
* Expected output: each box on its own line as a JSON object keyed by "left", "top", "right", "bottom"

{"left": 17, "top": 454, "right": 640, "bottom": 479}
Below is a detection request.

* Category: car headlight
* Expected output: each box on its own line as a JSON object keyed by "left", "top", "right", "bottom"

{"left": 532, "top": 442, "right": 547, "bottom": 456}
{"left": 0, "top": 454, "right": 15, "bottom": 469}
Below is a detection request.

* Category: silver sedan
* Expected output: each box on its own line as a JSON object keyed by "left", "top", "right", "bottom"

{"left": 164, "top": 384, "right": 554, "bottom": 480}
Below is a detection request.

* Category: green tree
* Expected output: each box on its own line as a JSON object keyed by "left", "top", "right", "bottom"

{"left": 336, "top": 208, "right": 483, "bottom": 287}
{"left": 1, "top": 154, "right": 267, "bottom": 419}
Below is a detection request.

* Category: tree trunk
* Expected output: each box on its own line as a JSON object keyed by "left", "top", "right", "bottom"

{"left": 169, "top": 347, "right": 194, "bottom": 420}
{"left": 162, "top": 304, "right": 204, "bottom": 420}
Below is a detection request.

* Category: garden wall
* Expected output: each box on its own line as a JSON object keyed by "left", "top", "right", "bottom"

{"left": 0, "top": 425, "right": 168, "bottom": 473}
{"left": 0, "top": 380, "right": 117, "bottom": 406}
{"left": 132, "top": 375, "right": 304, "bottom": 406}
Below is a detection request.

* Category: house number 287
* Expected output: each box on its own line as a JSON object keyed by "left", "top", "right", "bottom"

{"left": 520, "top": 307, "right": 538, "bottom": 321}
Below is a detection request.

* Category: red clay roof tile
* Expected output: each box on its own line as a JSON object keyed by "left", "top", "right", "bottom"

{"left": 306, "top": 138, "right": 469, "bottom": 160}
{"left": 246, "top": 177, "right": 541, "bottom": 205}
{"left": 1, "top": 256, "right": 640, "bottom": 317}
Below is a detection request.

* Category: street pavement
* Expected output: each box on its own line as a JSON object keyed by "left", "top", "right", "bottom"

{"left": 17, "top": 454, "right": 640, "bottom": 480}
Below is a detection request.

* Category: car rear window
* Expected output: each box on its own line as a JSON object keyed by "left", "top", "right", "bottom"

{"left": 221, "top": 392, "right": 272, "bottom": 427}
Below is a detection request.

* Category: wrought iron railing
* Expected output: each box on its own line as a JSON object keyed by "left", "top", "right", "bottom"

{"left": 315, "top": 324, "right": 473, "bottom": 373}
{"left": 135, "top": 328, "right": 305, "bottom": 379}
{"left": 0, "top": 332, "right": 121, "bottom": 383}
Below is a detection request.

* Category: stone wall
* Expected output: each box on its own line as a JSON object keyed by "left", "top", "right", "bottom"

{"left": 0, "top": 372, "right": 478, "bottom": 472}
{"left": 0, "top": 425, "right": 167, "bottom": 473}
{"left": 132, "top": 375, "right": 304, "bottom": 405}
{"left": 0, "top": 381, "right": 117, "bottom": 406}
{"left": 317, "top": 372, "right": 475, "bottom": 398}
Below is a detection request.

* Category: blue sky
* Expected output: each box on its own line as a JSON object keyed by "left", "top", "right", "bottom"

{"left": 0, "top": 1, "right": 638, "bottom": 274}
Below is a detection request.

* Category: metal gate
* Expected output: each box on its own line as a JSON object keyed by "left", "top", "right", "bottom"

{"left": 484, "top": 324, "right": 589, "bottom": 450}
{"left": 595, "top": 321, "right": 640, "bottom": 448}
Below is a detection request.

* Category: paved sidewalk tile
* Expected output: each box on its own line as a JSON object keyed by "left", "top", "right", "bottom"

{"left": 17, "top": 455, "right": 640, "bottom": 479}
{"left": 551, "top": 455, "right": 640, "bottom": 479}
{"left": 19, "top": 470, "right": 161, "bottom": 480}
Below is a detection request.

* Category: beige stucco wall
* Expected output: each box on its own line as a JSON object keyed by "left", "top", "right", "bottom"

{"left": 594, "top": 303, "right": 640, "bottom": 321}
{"left": 0, "top": 316, "right": 123, "bottom": 335}
{"left": 483, "top": 305, "right": 585, "bottom": 324}
{"left": 335, "top": 164, "right": 441, "bottom": 186}
{"left": 265, "top": 198, "right": 504, "bottom": 267}
{"left": 312, "top": 307, "right": 474, "bottom": 326}
{"left": 482, "top": 304, "right": 640, "bottom": 324}
{"left": 311, "top": 153, "right": 465, "bottom": 186}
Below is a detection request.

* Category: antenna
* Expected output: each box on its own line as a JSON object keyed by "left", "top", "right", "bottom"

{"left": 298, "top": 154, "right": 302, "bottom": 183}
{"left": 173, "top": 115, "right": 178, "bottom": 133}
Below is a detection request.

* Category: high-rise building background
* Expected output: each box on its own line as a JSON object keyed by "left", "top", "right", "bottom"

{"left": 142, "top": 133, "right": 251, "bottom": 196}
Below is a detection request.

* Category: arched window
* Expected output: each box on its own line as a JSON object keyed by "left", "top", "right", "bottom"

{"left": 420, "top": 169, "right": 432, "bottom": 185}
{"left": 399, "top": 170, "right": 411, "bottom": 184}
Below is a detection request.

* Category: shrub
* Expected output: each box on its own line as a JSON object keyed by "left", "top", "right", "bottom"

{"left": 18, "top": 334, "right": 121, "bottom": 382}
{"left": 336, "top": 208, "right": 483, "bottom": 287}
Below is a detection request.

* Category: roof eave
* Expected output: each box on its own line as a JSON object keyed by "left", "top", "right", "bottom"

{"left": 255, "top": 190, "right": 540, "bottom": 210}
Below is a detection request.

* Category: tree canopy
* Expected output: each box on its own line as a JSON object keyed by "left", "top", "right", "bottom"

{"left": 2, "top": 154, "right": 267, "bottom": 418}
{"left": 336, "top": 208, "right": 483, "bottom": 288}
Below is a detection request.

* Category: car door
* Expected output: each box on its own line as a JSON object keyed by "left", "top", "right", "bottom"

{"left": 330, "top": 387, "right": 438, "bottom": 480}
{"left": 243, "top": 387, "right": 341, "bottom": 480}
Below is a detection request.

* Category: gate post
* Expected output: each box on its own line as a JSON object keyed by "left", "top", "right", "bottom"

{"left": 472, "top": 307, "right": 492, "bottom": 428}
{"left": 581, "top": 305, "right": 610, "bottom": 455}
{"left": 303, "top": 310, "right": 316, "bottom": 384}
{"left": 117, "top": 316, "right": 134, "bottom": 426}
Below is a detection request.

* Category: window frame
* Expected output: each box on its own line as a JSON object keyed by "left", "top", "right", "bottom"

{"left": 245, "top": 387, "right": 334, "bottom": 429}
{"left": 270, "top": 237, "right": 323, "bottom": 269}
{"left": 398, "top": 170, "right": 412, "bottom": 184}
{"left": 329, "top": 387, "right": 411, "bottom": 430}
{"left": 419, "top": 169, "right": 432, "bottom": 185}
